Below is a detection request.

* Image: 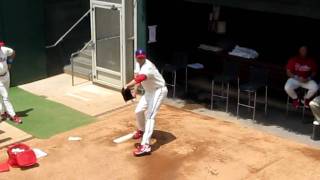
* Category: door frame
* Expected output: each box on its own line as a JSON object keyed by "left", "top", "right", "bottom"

{"left": 91, "top": 2, "right": 123, "bottom": 89}
{"left": 90, "top": 0, "right": 137, "bottom": 89}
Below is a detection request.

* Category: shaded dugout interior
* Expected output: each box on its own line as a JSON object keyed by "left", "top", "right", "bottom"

{"left": 145, "top": 0, "right": 320, "bottom": 98}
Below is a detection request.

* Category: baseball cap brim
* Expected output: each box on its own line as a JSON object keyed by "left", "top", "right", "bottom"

{"left": 136, "top": 54, "right": 146, "bottom": 59}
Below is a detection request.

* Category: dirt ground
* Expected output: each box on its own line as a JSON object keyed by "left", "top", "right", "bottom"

{"left": 1, "top": 104, "right": 320, "bottom": 180}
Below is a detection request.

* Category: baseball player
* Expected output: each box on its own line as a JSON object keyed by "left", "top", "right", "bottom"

{"left": 125, "top": 49, "right": 167, "bottom": 156}
{"left": 0, "top": 41, "right": 22, "bottom": 124}
{"left": 284, "top": 45, "right": 318, "bottom": 108}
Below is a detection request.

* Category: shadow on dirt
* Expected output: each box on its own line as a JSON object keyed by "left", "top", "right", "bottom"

{"left": 151, "top": 130, "right": 176, "bottom": 152}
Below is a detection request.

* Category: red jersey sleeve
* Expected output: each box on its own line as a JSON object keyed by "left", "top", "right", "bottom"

{"left": 286, "top": 58, "right": 296, "bottom": 73}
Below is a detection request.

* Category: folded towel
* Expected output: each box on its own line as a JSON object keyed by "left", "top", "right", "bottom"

{"left": 228, "top": 45, "right": 259, "bottom": 59}
{"left": 187, "top": 63, "right": 204, "bottom": 69}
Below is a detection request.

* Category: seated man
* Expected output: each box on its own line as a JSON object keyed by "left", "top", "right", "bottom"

{"left": 284, "top": 45, "right": 318, "bottom": 108}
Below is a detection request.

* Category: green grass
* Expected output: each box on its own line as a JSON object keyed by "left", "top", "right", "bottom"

{"left": 6, "top": 87, "right": 94, "bottom": 139}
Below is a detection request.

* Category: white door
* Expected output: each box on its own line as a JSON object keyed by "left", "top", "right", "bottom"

{"left": 92, "top": 4, "right": 123, "bottom": 89}
{"left": 91, "top": 0, "right": 135, "bottom": 89}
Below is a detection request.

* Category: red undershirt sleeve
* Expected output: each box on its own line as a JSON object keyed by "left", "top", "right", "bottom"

{"left": 134, "top": 74, "right": 147, "bottom": 83}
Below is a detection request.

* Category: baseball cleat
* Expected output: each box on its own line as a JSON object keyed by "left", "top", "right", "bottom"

{"left": 304, "top": 98, "right": 311, "bottom": 109}
{"left": 132, "top": 130, "right": 144, "bottom": 139}
{"left": 10, "top": 115, "right": 22, "bottom": 124}
{"left": 133, "top": 144, "right": 151, "bottom": 157}
{"left": 292, "top": 99, "right": 299, "bottom": 109}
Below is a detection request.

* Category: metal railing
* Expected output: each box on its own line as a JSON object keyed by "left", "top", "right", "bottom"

{"left": 45, "top": 9, "right": 91, "bottom": 49}
{"left": 70, "top": 40, "right": 94, "bottom": 86}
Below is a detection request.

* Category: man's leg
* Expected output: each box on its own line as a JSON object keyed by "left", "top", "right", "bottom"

{"left": 310, "top": 96, "right": 320, "bottom": 122}
{"left": 0, "top": 97, "right": 8, "bottom": 121}
{"left": 0, "top": 82, "right": 6, "bottom": 120}
{"left": 301, "top": 80, "right": 319, "bottom": 108}
{"left": 141, "top": 87, "right": 168, "bottom": 146}
{"left": 301, "top": 80, "right": 319, "bottom": 99}
{"left": 1, "top": 74, "right": 21, "bottom": 123}
{"left": 0, "top": 75, "right": 8, "bottom": 117}
{"left": 134, "top": 95, "right": 147, "bottom": 139}
{"left": 134, "top": 87, "right": 167, "bottom": 156}
{"left": 284, "top": 78, "right": 300, "bottom": 99}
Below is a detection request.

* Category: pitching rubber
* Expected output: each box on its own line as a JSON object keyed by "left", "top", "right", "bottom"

{"left": 113, "top": 132, "right": 135, "bottom": 144}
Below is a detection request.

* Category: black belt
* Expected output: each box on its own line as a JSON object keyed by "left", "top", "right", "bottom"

{"left": 0, "top": 72, "right": 7, "bottom": 77}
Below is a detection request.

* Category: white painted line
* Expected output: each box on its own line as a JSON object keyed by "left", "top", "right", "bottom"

{"left": 79, "top": 85, "right": 113, "bottom": 95}
{"left": 65, "top": 93, "right": 91, "bottom": 101}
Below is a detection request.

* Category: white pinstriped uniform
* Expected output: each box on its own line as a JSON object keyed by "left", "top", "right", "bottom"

{"left": 134, "top": 59, "right": 168, "bottom": 145}
{"left": 0, "top": 46, "right": 16, "bottom": 117}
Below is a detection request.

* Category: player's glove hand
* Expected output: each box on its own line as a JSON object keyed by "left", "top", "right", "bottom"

{"left": 121, "top": 87, "right": 135, "bottom": 102}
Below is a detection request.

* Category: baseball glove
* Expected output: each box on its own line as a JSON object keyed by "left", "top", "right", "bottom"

{"left": 121, "top": 87, "right": 134, "bottom": 102}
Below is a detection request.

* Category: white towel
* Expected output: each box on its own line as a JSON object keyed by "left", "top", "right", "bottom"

{"left": 198, "top": 44, "right": 223, "bottom": 52}
{"left": 187, "top": 63, "right": 204, "bottom": 69}
{"left": 228, "top": 45, "right": 259, "bottom": 59}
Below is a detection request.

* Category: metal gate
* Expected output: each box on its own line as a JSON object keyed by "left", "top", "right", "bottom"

{"left": 91, "top": 0, "right": 135, "bottom": 89}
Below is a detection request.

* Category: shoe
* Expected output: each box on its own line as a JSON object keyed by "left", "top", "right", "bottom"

{"left": 292, "top": 99, "right": 300, "bottom": 109}
{"left": 132, "top": 130, "right": 143, "bottom": 139}
{"left": 133, "top": 144, "right": 151, "bottom": 157}
{"left": 1, "top": 112, "right": 9, "bottom": 121}
{"left": 10, "top": 115, "right": 22, "bottom": 124}
{"left": 304, "top": 98, "right": 311, "bottom": 109}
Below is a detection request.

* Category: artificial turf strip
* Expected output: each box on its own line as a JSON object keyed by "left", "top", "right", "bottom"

{"left": 6, "top": 87, "right": 94, "bottom": 139}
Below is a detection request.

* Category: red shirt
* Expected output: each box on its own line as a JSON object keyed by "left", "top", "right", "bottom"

{"left": 286, "top": 56, "right": 317, "bottom": 78}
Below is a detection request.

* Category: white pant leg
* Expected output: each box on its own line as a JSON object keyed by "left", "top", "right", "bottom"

{"left": 310, "top": 96, "right": 320, "bottom": 123}
{"left": 300, "top": 80, "right": 319, "bottom": 99}
{"left": 0, "top": 73, "right": 15, "bottom": 117}
{"left": 0, "top": 90, "right": 4, "bottom": 114}
{"left": 141, "top": 87, "right": 168, "bottom": 145}
{"left": 135, "top": 95, "right": 148, "bottom": 131}
{"left": 284, "top": 78, "right": 301, "bottom": 99}
{"left": 0, "top": 89, "right": 3, "bottom": 114}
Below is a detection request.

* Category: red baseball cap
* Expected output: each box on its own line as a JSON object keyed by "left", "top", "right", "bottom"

{"left": 0, "top": 41, "right": 4, "bottom": 47}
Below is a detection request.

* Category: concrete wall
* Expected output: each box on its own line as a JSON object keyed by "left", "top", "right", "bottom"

{"left": 0, "top": 0, "right": 47, "bottom": 85}
{"left": 44, "top": 0, "right": 91, "bottom": 76}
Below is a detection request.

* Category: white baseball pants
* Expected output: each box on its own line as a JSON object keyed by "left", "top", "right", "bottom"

{"left": 310, "top": 96, "right": 320, "bottom": 123}
{"left": 135, "top": 86, "right": 168, "bottom": 145}
{"left": 284, "top": 78, "right": 318, "bottom": 99}
{"left": 0, "top": 73, "right": 16, "bottom": 117}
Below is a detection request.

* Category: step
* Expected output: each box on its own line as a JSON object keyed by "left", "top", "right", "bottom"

{"left": 80, "top": 49, "right": 92, "bottom": 58}
{"left": 72, "top": 56, "right": 92, "bottom": 68}
{"left": 64, "top": 64, "right": 92, "bottom": 80}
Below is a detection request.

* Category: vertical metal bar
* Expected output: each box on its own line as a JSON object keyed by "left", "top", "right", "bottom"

{"left": 286, "top": 95, "right": 289, "bottom": 116}
{"left": 302, "top": 104, "right": 305, "bottom": 120}
{"left": 248, "top": 92, "right": 251, "bottom": 107}
{"left": 71, "top": 56, "right": 74, "bottom": 86}
{"left": 173, "top": 71, "right": 176, "bottom": 98}
{"left": 302, "top": 91, "right": 306, "bottom": 120}
{"left": 265, "top": 86, "right": 268, "bottom": 115}
{"left": 226, "top": 83, "right": 229, "bottom": 112}
{"left": 211, "top": 80, "right": 215, "bottom": 110}
{"left": 185, "top": 67, "right": 188, "bottom": 93}
{"left": 237, "top": 78, "right": 240, "bottom": 119}
{"left": 253, "top": 91, "right": 257, "bottom": 120}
